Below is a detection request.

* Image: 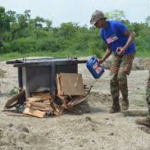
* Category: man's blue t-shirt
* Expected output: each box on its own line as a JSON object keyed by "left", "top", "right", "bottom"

{"left": 100, "top": 20, "right": 135, "bottom": 55}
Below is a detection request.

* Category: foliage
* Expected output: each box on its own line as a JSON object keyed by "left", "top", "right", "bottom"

{"left": 105, "top": 10, "right": 126, "bottom": 21}
{"left": 0, "top": 7, "right": 150, "bottom": 59}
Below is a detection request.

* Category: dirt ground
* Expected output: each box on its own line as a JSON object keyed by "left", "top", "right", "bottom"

{"left": 0, "top": 57, "right": 150, "bottom": 150}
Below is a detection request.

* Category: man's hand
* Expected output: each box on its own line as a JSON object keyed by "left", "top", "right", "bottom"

{"left": 116, "top": 47, "right": 126, "bottom": 56}
{"left": 98, "top": 59, "right": 104, "bottom": 64}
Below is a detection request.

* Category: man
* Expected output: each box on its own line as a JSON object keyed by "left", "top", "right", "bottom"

{"left": 90, "top": 10, "right": 136, "bottom": 113}
{"left": 136, "top": 72, "right": 150, "bottom": 127}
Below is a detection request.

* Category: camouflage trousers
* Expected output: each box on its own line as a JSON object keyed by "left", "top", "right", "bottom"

{"left": 110, "top": 52, "right": 135, "bottom": 104}
{"left": 146, "top": 71, "right": 150, "bottom": 115}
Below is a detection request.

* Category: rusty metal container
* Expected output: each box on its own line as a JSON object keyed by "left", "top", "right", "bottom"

{"left": 6, "top": 58, "right": 86, "bottom": 98}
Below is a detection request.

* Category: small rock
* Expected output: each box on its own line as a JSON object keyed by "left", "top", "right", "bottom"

{"left": 19, "top": 133, "right": 26, "bottom": 140}
{"left": 109, "top": 132, "right": 114, "bottom": 136}
{"left": 139, "top": 126, "right": 150, "bottom": 134}
{"left": 79, "top": 144, "right": 83, "bottom": 147}
{"left": 92, "top": 127, "right": 96, "bottom": 132}
{"left": 22, "top": 127, "right": 29, "bottom": 133}
{"left": 9, "top": 123, "right": 13, "bottom": 128}
{"left": 92, "top": 140, "right": 95, "bottom": 143}
{"left": 85, "top": 116, "right": 92, "bottom": 122}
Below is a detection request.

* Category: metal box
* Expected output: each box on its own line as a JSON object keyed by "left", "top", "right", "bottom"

{"left": 7, "top": 58, "right": 86, "bottom": 98}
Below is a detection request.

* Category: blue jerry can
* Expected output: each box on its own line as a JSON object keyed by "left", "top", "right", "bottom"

{"left": 86, "top": 56, "right": 105, "bottom": 79}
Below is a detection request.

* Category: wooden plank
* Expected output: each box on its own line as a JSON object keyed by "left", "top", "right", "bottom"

{"left": 41, "top": 94, "right": 54, "bottom": 101}
{"left": 43, "top": 100, "right": 51, "bottom": 104}
{"left": 27, "top": 96, "right": 41, "bottom": 102}
{"left": 27, "top": 105, "right": 53, "bottom": 112}
{"left": 67, "top": 96, "right": 87, "bottom": 108}
{"left": 57, "top": 96, "right": 68, "bottom": 108}
{"left": 57, "top": 74, "right": 64, "bottom": 95}
{"left": 53, "top": 106, "right": 64, "bottom": 116}
{"left": 57, "top": 73, "right": 84, "bottom": 96}
{"left": 26, "top": 101, "right": 50, "bottom": 109}
{"left": 28, "top": 94, "right": 54, "bottom": 102}
{"left": 26, "top": 100, "right": 53, "bottom": 113}
{"left": 4, "top": 110, "right": 28, "bottom": 117}
{"left": 23, "top": 107, "right": 46, "bottom": 118}
{"left": 4, "top": 90, "right": 25, "bottom": 109}
{"left": 50, "top": 100, "right": 64, "bottom": 116}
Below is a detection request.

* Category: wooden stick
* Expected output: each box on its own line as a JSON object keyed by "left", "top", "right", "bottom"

{"left": 67, "top": 96, "right": 87, "bottom": 108}
{"left": 4, "top": 90, "right": 25, "bottom": 109}
{"left": 57, "top": 95, "right": 68, "bottom": 108}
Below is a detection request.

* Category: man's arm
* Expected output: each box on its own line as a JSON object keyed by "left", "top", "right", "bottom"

{"left": 116, "top": 29, "right": 134, "bottom": 55}
{"left": 124, "top": 30, "right": 134, "bottom": 48}
{"left": 98, "top": 45, "right": 112, "bottom": 64}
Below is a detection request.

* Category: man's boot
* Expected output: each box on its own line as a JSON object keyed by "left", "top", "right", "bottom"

{"left": 109, "top": 99, "right": 120, "bottom": 113}
{"left": 135, "top": 116, "right": 150, "bottom": 127}
{"left": 121, "top": 99, "right": 129, "bottom": 110}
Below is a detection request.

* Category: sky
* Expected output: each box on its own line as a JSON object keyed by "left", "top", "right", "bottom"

{"left": 0, "top": 0, "right": 150, "bottom": 27}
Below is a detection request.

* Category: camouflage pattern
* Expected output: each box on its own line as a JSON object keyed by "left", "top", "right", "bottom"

{"left": 146, "top": 71, "right": 150, "bottom": 115}
{"left": 110, "top": 52, "right": 135, "bottom": 106}
{"left": 135, "top": 70, "right": 150, "bottom": 126}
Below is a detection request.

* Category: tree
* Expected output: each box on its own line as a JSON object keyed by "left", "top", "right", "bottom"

{"left": 105, "top": 10, "right": 126, "bottom": 21}
{"left": 0, "top": 6, "right": 10, "bottom": 31}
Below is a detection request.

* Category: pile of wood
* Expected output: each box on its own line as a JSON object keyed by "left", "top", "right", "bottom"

{"left": 4, "top": 73, "right": 91, "bottom": 118}
{"left": 23, "top": 92, "right": 64, "bottom": 118}
{"left": 23, "top": 93, "right": 87, "bottom": 118}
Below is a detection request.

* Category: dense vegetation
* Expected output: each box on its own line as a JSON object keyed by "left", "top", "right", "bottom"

{"left": 0, "top": 6, "right": 150, "bottom": 59}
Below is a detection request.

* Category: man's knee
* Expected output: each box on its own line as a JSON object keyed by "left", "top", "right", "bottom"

{"left": 118, "top": 70, "right": 127, "bottom": 81}
{"left": 110, "top": 73, "right": 118, "bottom": 84}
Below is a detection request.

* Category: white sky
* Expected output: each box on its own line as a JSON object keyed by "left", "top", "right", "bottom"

{"left": 0, "top": 0, "right": 150, "bottom": 27}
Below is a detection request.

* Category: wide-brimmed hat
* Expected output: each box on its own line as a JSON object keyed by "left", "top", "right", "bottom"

{"left": 90, "top": 10, "right": 107, "bottom": 25}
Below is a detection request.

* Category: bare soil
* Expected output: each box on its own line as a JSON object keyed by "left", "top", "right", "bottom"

{"left": 0, "top": 57, "right": 150, "bottom": 150}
